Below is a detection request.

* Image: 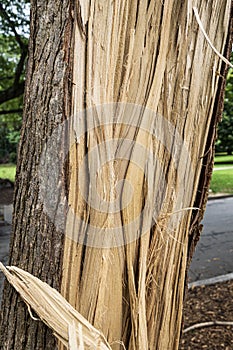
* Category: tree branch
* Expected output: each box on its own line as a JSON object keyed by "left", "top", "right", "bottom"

{"left": 0, "top": 44, "right": 28, "bottom": 105}
{"left": 0, "top": 109, "right": 23, "bottom": 115}
{"left": 14, "top": 49, "right": 28, "bottom": 85}
{"left": 0, "top": 76, "right": 15, "bottom": 81}
{"left": 0, "top": 4, "right": 28, "bottom": 105}
{"left": 0, "top": 3, "right": 27, "bottom": 50}
{"left": 0, "top": 81, "right": 25, "bottom": 104}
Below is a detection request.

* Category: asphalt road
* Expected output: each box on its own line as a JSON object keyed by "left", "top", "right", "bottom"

{"left": 189, "top": 196, "right": 233, "bottom": 282}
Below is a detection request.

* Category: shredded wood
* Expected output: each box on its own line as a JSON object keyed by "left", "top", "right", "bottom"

{"left": 68, "top": 322, "right": 79, "bottom": 350}
{"left": 0, "top": 262, "right": 112, "bottom": 350}
{"left": 193, "top": 7, "right": 233, "bottom": 69}
{"left": 60, "top": 1, "right": 232, "bottom": 349}
{"left": 0, "top": 1, "right": 231, "bottom": 349}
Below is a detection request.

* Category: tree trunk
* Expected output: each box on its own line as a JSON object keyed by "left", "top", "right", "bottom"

{"left": 0, "top": 1, "right": 73, "bottom": 349}
{"left": 0, "top": 1, "right": 232, "bottom": 349}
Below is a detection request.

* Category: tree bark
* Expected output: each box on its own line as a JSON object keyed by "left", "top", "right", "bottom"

{"left": 0, "top": 1, "right": 232, "bottom": 350}
{"left": 0, "top": 1, "right": 73, "bottom": 349}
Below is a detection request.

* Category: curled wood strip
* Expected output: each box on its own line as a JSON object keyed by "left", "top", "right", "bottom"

{"left": 193, "top": 7, "right": 233, "bottom": 69}
{"left": 183, "top": 320, "right": 233, "bottom": 333}
{"left": 0, "top": 262, "right": 112, "bottom": 350}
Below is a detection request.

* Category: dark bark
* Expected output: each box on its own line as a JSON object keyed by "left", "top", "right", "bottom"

{"left": 0, "top": 0, "right": 74, "bottom": 349}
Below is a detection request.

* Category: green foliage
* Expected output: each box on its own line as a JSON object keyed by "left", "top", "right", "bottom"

{"left": 0, "top": 35, "right": 21, "bottom": 90}
{"left": 0, "top": 0, "right": 29, "bottom": 164}
{"left": 0, "top": 0, "right": 30, "bottom": 36}
{"left": 0, "top": 99, "right": 22, "bottom": 162}
{"left": 216, "top": 54, "right": 233, "bottom": 154}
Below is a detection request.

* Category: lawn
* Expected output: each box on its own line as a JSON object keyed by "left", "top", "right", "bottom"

{"left": 214, "top": 154, "right": 233, "bottom": 164}
{"left": 210, "top": 168, "right": 233, "bottom": 194}
{"left": 0, "top": 164, "right": 16, "bottom": 182}
{"left": 210, "top": 154, "right": 233, "bottom": 194}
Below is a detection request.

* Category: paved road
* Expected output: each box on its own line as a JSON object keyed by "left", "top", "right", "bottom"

{"left": 189, "top": 196, "right": 233, "bottom": 282}
{"left": 0, "top": 222, "right": 11, "bottom": 303}
{"left": 0, "top": 197, "right": 233, "bottom": 301}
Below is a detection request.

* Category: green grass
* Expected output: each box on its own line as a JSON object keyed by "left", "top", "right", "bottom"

{"left": 211, "top": 154, "right": 233, "bottom": 194}
{"left": 214, "top": 154, "right": 233, "bottom": 165}
{"left": 210, "top": 168, "right": 233, "bottom": 194}
{"left": 0, "top": 164, "right": 16, "bottom": 182}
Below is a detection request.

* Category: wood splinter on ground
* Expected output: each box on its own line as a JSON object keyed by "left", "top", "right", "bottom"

{"left": 0, "top": 262, "right": 112, "bottom": 350}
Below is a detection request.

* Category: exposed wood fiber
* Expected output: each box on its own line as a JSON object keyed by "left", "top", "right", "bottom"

{"left": 61, "top": 1, "right": 231, "bottom": 349}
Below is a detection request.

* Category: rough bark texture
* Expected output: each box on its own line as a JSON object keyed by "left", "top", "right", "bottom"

{"left": 0, "top": 1, "right": 232, "bottom": 350}
{"left": 0, "top": 1, "right": 74, "bottom": 349}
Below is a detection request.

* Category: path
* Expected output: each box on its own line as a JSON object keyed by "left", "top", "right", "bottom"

{"left": 213, "top": 166, "right": 233, "bottom": 171}
{"left": 189, "top": 196, "right": 233, "bottom": 282}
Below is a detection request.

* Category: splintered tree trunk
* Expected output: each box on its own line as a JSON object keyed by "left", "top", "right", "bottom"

{"left": 0, "top": 1, "right": 232, "bottom": 349}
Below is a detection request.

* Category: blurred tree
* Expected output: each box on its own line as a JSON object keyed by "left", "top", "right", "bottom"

{"left": 0, "top": 0, "right": 29, "bottom": 163}
{"left": 216, "top": 54, "right": 233, "bottom": 155}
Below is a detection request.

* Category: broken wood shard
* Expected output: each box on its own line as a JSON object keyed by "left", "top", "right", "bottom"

{"left": 0, "top": 262, "right": 112, "bottom": 350}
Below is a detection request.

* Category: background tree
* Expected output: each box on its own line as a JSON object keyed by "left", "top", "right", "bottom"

{"left": 0, "top": 1, "right": 232, "bottom": 350}
{"left": 0, "top": 0, "right": 29, "bottom": 163}
{"left": 216, "top": 55, "right": 233, "bottom": 155}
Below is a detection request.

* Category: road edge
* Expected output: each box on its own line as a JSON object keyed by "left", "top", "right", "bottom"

{"left": 188, "top": 272, "right": 233, "bottom": 289}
